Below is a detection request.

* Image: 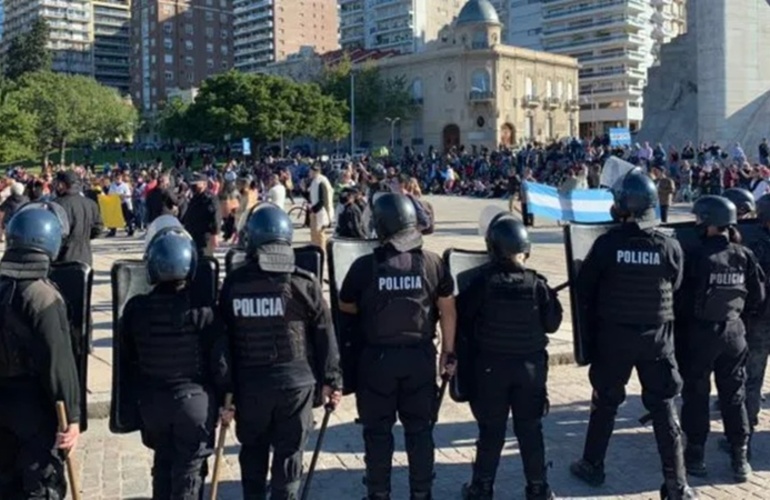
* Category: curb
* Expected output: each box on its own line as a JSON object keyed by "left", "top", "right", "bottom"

{"left": 85, "top": 350, "right": 578, "bottom": 419}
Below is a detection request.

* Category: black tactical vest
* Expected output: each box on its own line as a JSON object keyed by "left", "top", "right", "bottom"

{"left": 693, "top": 243, "right": 749, "bottom": 322}
{"left": 0, "top": 280, "right": 34, "bottom": 379}
{"left": 750, "top": 232, "right": 770, "bottom": 320}
{"left": 477, "top": 269, "right": 546, "bottom": 355}
{"left": 132, "top": 295, "right": 203, "bottom": 384}
{"left": 229, "top": 271, "right": 308, "bottom": 369}
{"left": 363, "top": 250, "right": 434, "bottom": 346}
{"left": 597, "top": 231, "right": 675, "bottom": 325}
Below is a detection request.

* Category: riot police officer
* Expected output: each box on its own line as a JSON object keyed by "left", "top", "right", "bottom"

{"left": 338, "top": 193, "right": 457, "bottom": 500}
{"left": 679, "top": 195, "right": 765, "bottom": 482}
{"left": 569, "top": 170, "right": 697, "bottom": 499}
{"left": 120, "top": 227, "right": 230, "bottom": 499}
{"left": 723, "top": 188, "right": 756, "bottom": 220}
{"left": 219, "top": 204, "right": 342, "bottom": 500}
{"left": 0, "top": 208, "right": 81, "bottom": 499}
{"left": 457, "top": 216, "right": 562, "bottom": 500}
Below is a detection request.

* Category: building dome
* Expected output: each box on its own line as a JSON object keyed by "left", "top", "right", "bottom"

{"left": 456, "top": 0, "right": 501, "bottom": 26}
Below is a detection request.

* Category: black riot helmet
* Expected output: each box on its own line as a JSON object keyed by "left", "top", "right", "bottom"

{"left": 722, "top": 188, "right": 755, "bottom": 217}
{"left": 373, "top": 192, "right": 417, "bottom": 241}
{"left": 244, "top": 203, "right": 294, "bottom": 256}
{"left": 613, "top": 169, "right": 658, "bottom": 219}
{"left": 756, "top": 194, "right": 770, "bottom": 224}
{"left": 5, "top": 207, "right": 63, "bottom": 260}
{"left": 692, "top": 195, "right": 737, "bottom": 228}
{"left": 144, "top": 227, "right": 198, "bottom": 285}
{"left": 485, "top": 215, "right": 531, "bottom": 261}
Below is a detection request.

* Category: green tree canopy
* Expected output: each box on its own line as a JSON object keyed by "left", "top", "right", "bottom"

{"left": 157, "top": 71, "right": 349, "bottom": 146}
{"left": 5, "top": 19, "right": 53, "bottom": 81}
{"left": 6, "top": 72, "right": 138, "bottom": 164}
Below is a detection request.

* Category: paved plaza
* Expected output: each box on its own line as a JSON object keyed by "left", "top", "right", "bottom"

{"left": 57, "top": 197, "right": 770, "bottom": 498}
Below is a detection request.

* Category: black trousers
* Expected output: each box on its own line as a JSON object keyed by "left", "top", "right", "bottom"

{"left": 583, "top": 323, "right": 687, "bottom": 489}
{"left": 680, "top": 321, "right": 750, "bottom": 447}
{"left": 356, "top": 345, "right": 437, "bottom": 496}
{"left": 0, "top": 383, "right": 65, "bottom": 499}
{"left": 235, "top": 386, "right": 314, "bottom": 500}
{"left": 469, "top": 350, "right": 549, "bottom": 487}
{"left": 746, "top": 343, "right": 769, "bottom": 430}
{"left": 660, "top": 204, "right": 670, "bottom": 223}
{"left": 139, "top": 389, "right": 216, "bottom": 500}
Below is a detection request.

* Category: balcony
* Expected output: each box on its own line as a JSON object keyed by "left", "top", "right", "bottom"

{"left": 522, "top": 95, "right": 541, "bottom": 108}
{"left": 542, "top": 15, "right": 646, "bottom": 37}
{"left": 469, "top": 90, "right": 494, "bottom": 102}
{"left": 577, "top": 49, "right": 645, "bottom": 64}
{"left": 544, "top": 0, "right": 646, "bottom": 21}
{"left": 543, "top": 96, "right": 561, "bottom": 109}
{"left": 566, "top": 99, "right": 580, "bottom": 111}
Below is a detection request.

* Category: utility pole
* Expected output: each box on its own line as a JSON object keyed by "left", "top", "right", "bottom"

{"left": 350, "top": 71, "right": 356, "bottom": 154}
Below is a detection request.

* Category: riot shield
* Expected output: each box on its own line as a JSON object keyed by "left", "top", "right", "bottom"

{"left": 224, "top": 245, "right": 324, "bottom": 278}
{"left": 327, "top": 238, "right": 380, "bottom": 395}
{"left": 49, "top": 262, "right": 93, "bottom": 431}
{"left": 443, "top": 249, "right": 490, "bottom": 403}
{"left": 109, "top": 257, "right": 220, "bottom": 434}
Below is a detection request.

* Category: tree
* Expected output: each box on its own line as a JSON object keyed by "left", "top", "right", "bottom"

{"left": 5, "top": 19, "right": 52, "bottom": 81}
{"left": 157, "top": 97, "right": 193, "bottom": 142}
{"left": 0, "top": 100, "right": 37, "bottom": 163}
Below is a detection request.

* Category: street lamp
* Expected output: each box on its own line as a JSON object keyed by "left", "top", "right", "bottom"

{"left": 273, "top": 120, "right": 285, "bottom": 158}
{"left": 350, "top": 70, "right": 357, "bottom": 154}
{"left": 384, "top": 117, "right": 401, "bottom": 151}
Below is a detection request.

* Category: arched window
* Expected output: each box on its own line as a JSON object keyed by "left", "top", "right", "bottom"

{"left": 546, "top": 80, "right": 553, "bottom": 98}
{"left": 412, "top": 78, "right": 423, "bottom": 99}
{"left": 557, "top": 81, "right": 564, "bottom": 99}
{"left": 525, "top": 77, "right": 533, "bottom": 97}
{"left": 471, "top": 69, "right": 491, "bottom": 93}
{"left": 567, "top": 81, "right": 574, "bottom": 99}
{"left": 472, "top": 30, "right": 488, "bottom": 49}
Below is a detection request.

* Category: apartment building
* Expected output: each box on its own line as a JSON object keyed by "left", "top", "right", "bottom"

{"left": 233, "top": 0, "right": 339, "bottom": 73}
{"left": 93, "top": 0, "right": 130, "bottom": 94}
{"left": 130, "top": 0, "right": 233, "bottom": 113}
{"left": 2, "top": 0, "right": 94, "bottom": 76}
{"left": 339, "top": 0, "right": 467, "bottom": 54}
{"left": 509, "top": 0, "right": 688, "bottom": 136}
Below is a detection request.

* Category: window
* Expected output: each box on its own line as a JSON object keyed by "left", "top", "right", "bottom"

{"left": 185, "top": 40, "right": 194, "bottom": 51}
{"left": 220, "top": 46, "right": 228, "bottom": 55}
{"left": 546, "top": 80, "right": 553, "bottom": 98}
{"left": 163, "top": 38, "right": 173, "bottom": 50}
{"left": 164, "top": 54, "right": 173, "bottom": 64}
{"left": 567, "top": 82, "right": 574, "bottom": 99}
{"left": 185, "top": 24, "right": 193, "bottom": 35}
{"left": 206, "top": 43, "right": 214, "bottom": 53}
{"left": 557, "top": 81, "right": 564, "bottom": 99}
{"left": 206, "top": 0, "right": 213, "bottom": 5}
{"left": 187, "top": 73, "right": 194, "bottom": 83}
{"left": 471, "top": 69, "right": 491, "bottom": 92}
{"left": 472, "top": 30, "right": 488, "bottom": 49}
{"left": 205, "top": 11, "right": 214, "bottom": 22}
{"left": 221, "top": 61, "right": 228, "bottom": 70}
{"left": 546, "top": 116, "right": 553, "bottom": 139}
{"left": 163, "top": 22, "right": 173, "bottom": 34}
{"left": 205, "top": 27, "right": 214, "bottom": 38}
{"left": 220, "top": 13, "right": 228, "bottom": 23}
{"left": 220, "top": 0, "right": 227, "bottom": 7}
{"left": 525, "top": 77, "right": 533, "bottom": 97}
{"left": 165, "top": 71, "right": 173, "bottom": 82}
{"left": 411, "top": 78, "right": 423, "bottom": 99}
{"left": 207, "top": 59, "right": 214, "bottom": 69}
{"left": 150, "top": 38, "right": 156, "bottom": 47}
{"left": 185, "top": 56, "right": 193, "bottom": 66}
{"left": 151, "top": 87, "right": 157, "bottom": 97}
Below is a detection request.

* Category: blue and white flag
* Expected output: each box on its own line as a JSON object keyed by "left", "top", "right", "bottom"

{"left": 523, "top": 182, "right": 614, "bottom": 223}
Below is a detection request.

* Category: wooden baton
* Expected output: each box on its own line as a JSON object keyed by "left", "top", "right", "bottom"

{"left": 56, "top": 401, "right": 82, "bottom": 500}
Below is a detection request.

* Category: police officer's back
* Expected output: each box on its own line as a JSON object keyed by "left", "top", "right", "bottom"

{"left": 458, "top": 216, "right": 562, "bottom": 500}
{"left": 120, "top": 228, "right": 229, "bottom": 499}
{"left": 0, "top": 208, "right": 81, "bottom": 499}
{"left": 338, "top": 193, "right": 457, "bottom": 500}
{"left": 678, "top": 195, "right": 765, "bottom": 482}
{"left": 569, "top": 170, "right": 696, "bottom": 500}
{"left": 219, "top": 204, "right": 342, "bottom": 499}
{"left": 52, "top": 170, "right": 103, "bottom": 266}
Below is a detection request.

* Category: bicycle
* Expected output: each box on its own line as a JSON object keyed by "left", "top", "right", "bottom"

{"left": 288, "top": 202, "right": 309, "bottom": 228}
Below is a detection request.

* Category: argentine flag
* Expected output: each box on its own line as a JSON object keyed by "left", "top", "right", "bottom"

{"left": 523, "top": 181, "right": 615, "bottom": 223}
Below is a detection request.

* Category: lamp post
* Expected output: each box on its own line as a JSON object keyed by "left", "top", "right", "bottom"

{"left": 273, "top": 120, "right": 285, "bottom": 158}
{"left": 384, "top": 117, "right": 400, "bottom": 151}
{"left": 350, "top": 70, "right": 356, "bottom": 154}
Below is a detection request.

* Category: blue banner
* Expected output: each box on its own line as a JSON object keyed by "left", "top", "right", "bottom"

{"left": 242, "top": 138, "right": 252, "bottom": 156}
{"left": 609, "top": 127, "right": 632, "bottom": 147}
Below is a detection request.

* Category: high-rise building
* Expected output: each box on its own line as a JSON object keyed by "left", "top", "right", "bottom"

{"left": 3, "top": 0, "right": 94, "bottom": 76}
{"left": 233, "top": 0, "right": 339, "bottom": 73}
{"left": 339, "top": 0, "right": 466, "bottom": 54}
{"left": 93, "top": 0, "right": 131, "bottom": 94}
{"left": 130, "top": 0, "right": 233, "bottom": 114}
{"left": 508, "top": 0, "right": 688, "bottom": 136}
{"left": 0, "top": 1, "right": 5, "bottom": 42}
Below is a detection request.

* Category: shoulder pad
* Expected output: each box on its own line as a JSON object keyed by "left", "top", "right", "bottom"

{"left": 292, "top": 266, "right": 318, "bottom": 282}
{"left": 533, "top": 271, "right": 549, "bottom": 283}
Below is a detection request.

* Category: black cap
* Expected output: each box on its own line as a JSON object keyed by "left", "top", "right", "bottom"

{"left": 310, "top": 163, "right": 322, "bottom": 172}
{"left": 55, "top": 170, "right": 79, "bottom": 187}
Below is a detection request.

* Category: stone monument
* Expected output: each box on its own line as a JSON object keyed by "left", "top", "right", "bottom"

{"left": 639, "top": 0, "right": 770, "bottom": 151}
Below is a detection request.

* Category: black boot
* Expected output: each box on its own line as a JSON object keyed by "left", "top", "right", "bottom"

{"left": 660, "top": 483, "right": 699, "bottom": 499}
{"left": 461, "top": 481, "right": 493, "bottom": 500}
{"left": 525, "top": 481, "right": 555, "bottom": 500}
{"left": 684, "top": 445, "right": 707, "bottom": 477}
{"left": 730, "top": 444, "right": 751, "bottom": 483}
{"left": 569, "top": 458, "right": 605, "bottom": 487}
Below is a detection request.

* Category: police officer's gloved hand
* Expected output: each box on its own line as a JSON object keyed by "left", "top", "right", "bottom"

{"left": 323, "top": 385, "right": 342, "bottom": 410}
{"left": 219, "top": 405, "right": 235, "bottom": 426}
{"left": 440, "top": 352, "right": 457, "bottom": 379}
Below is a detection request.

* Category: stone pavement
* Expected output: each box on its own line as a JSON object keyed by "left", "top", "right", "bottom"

{"left": 53, "top": 196, "right": 770, "bottom": 498}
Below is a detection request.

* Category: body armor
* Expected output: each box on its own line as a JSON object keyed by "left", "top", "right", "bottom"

{"left": 477, "top": 269, "right": 546, "bottom": 355}
{"left": 598, "top": 231, "right": 675, "bottom": 325}
{"left": 693, "top": 243, "right": 748, "bottom": 322}
{"left": 0, "top": 280, "right": 33, "bottom": 379}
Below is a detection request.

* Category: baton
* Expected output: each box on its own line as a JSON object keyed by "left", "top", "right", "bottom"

{"left": 56, "top": 402, "right": 82, "bottom": 500}
{"left": 210, "top": 393, "right": 233, "bottom": 500}
{"left": 433, "top": 373, "right": 451, "bottom": 426}
{"left": 300, "top": 403, "right": 335, "bottom": 500}
{"left": 553, "top": 281, "right": 570, "bottom": 293}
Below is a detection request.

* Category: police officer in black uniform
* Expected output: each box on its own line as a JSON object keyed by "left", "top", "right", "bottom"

{"left": 219, "top": 204, "right": 342, "bottom": 500}
{"left": 722, "top": 188, "right": 756, "bottom": 220}
{"left": 679, "top": 195, "right": 765, "bottom": 482}
{"left": 52, "top": 170, "right": 103, "bottom": 266}
{"left": 0, "top": 208, "right": 81, "bottom": 499}
{"left": 458, "top": 216, "right": 562, "bottom": 500}
{"left": 338, "top": 193, "right": 457, "bottom": 500}
{"left": 569, "top": 170, "right": 696, "bottom": 499}
{"left": 120, "top": 227, "right": 230, "bottom": 499}
{"left": 181, "top": 173, "right": 221, "bottom": 257}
